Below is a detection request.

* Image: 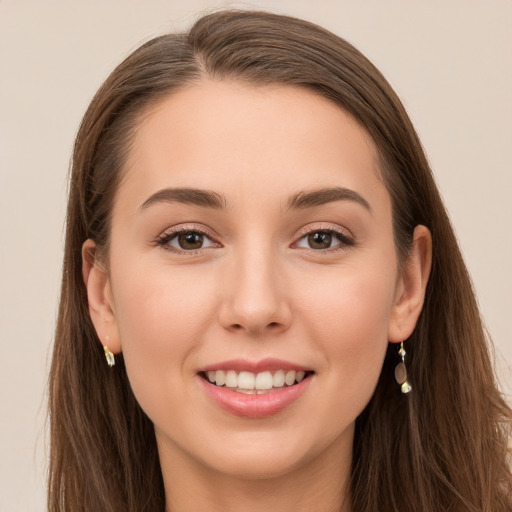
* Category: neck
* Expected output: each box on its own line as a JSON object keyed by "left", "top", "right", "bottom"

{"left": 160, "top": 432, "right": 353, "bottom": 512}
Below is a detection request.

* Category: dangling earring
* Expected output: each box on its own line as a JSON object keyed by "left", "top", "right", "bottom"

{"left": 394, "top": 341, "right": 411, "bottom": 394}
{"left": 103, "top": 342, "right": 115, "bottom": 368}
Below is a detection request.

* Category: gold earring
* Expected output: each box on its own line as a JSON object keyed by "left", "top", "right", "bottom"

{"left": 394, "top": 342, "right": 411, "bottom": 394}
{"left": 103, "top": 345, "right": 115, "bottom": 367}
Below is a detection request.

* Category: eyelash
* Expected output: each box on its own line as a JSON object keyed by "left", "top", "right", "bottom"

{"left": 155, "top": 224, "right": 354, "bottom": 254}
{"left": 294, "top": 225, "right": 355, "bottom": 252}
{"left": 155, "top": 226, "right": 220, "bottom": 254}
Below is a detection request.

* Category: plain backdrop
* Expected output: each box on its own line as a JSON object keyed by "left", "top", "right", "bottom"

{"left": 1, "top": 1, "right": 511, "bottom": 510}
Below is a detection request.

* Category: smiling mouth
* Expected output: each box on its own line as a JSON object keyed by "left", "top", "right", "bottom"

{"left": 200, "top": 369, "right": 315, "bottom": 395}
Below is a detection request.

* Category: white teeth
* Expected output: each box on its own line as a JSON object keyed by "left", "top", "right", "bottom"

{"left": 238, "top": 371, "right": 255, "bottom": 390}
{"left": 215, "top": 370, "right": 225, "bottom": 386}
{"left": 205, "top": 368, "right": 309, "bottom": 391}
{"left": 255, "top": 371, "right": 273, "bottom": 390}
{"left": 225, "top": 370, "right": 238, "bottom": 388}
{"left": 273, "top": 370, "right": 285, "bottom": 387}
{"left": 236, "top": 388, "right": 255, "bottom": 394}
{"left": 284, "top": 370, "right": 296, "bottom": 386}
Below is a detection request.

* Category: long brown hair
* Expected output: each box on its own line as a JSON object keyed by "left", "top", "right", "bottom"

{"left": 48, "top": 10, "right": 511, "bottom": 511}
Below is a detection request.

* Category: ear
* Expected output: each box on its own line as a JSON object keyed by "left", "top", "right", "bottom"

{"left": 388, "top": 225, "right": 432, "bottom": 343}
{"left": 82, "top": 239, "right": 122, "bottom": 354}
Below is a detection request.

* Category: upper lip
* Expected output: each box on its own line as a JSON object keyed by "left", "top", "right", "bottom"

{"left": 199, "top": 357, "right": 312, "bottom": 374}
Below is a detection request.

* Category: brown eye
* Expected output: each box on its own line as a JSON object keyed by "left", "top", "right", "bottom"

{"left": 176, "top": 232, "right": 205, "bottom": 250}
{"left": 307, "top": 232, "right": 333, "bottom": 249}
{"left": 295, "top": 228, "right": 352, "bottom": 251}
{"left": 157, "top": 227, "right": 218, "bottom": 253}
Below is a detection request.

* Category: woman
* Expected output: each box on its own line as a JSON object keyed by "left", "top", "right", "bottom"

{"left": 48, "top": 10, "right": 512, "bottom": 512}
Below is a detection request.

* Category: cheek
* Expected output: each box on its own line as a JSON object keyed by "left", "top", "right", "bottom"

{"left": 301, "top": 263, "right": 396, "bottom": 342}
{"left": 113, "top": 261, "right": 217, "bottom": 343}
{"left": 110, "top": 263, "right": 217, "bottom": 409}
{"left": 299, "top": 266, "right": 395, "bottom": 406}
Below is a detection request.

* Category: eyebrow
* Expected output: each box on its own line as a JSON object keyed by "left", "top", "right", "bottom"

{"left": 286, "top": 187, "right": 371, "bottom": 213}
{"left": 139, "top": 186, "right": 371, "bottom": 213}
{"left": 140, "top": 187, "right": 226, "bottom": 211}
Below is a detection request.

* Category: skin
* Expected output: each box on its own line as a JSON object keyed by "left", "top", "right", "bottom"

{"left": 83, "top": 81, "right": 431, "bottom": 512}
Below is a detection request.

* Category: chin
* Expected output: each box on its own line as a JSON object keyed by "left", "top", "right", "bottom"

{"left": 202, "top": 443, "right": 312, "bottom": 481}
{"left": 186, "top": 423, "right": 349, "bottom": 481}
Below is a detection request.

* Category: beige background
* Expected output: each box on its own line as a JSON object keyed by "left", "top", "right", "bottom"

{"left": 1, "top": 1, "right": 511, "bottom": 510}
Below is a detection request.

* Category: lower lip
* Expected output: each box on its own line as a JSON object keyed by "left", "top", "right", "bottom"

{"left": 199, "top": 375, "right": 312, "bottom": 418}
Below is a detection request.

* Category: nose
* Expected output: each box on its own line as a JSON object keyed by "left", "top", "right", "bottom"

{"left": 218, "top": 248, "right": 292, "bottom": 336}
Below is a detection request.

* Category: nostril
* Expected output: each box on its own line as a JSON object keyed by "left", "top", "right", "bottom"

{"left": 225, "top": 316, "right": 288, "bottom": 334}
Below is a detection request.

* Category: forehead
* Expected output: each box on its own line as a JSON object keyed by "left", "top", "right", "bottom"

{"left": 117, "top": 80, "right": 387, "bottom": 214}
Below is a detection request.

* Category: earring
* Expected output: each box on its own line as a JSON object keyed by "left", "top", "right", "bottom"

{"left": 394, "top": 342, "right": 411, "bottom": 394}
{"left": 103, "top": 345, "right": 115, "bottom": 367}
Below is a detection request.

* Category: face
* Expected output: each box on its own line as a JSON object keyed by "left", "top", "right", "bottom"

{"left": 93, "top": 81, "right": 409, "bottom": 480}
